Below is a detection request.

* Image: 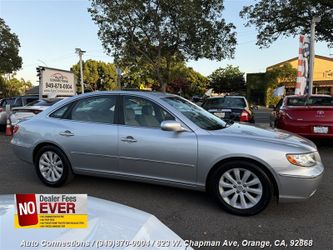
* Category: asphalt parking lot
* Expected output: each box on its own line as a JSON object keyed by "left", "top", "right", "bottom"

{"left": 1, "top": 113, "right": 332, "bottom": 249}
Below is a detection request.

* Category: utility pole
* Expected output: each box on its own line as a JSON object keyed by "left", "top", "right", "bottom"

{"left": 308, "top": 16, "right": 321, "bottom": 95}
{"left": 116, "top": 66, "right": 122, "bottom": 89}
{"left": 75, "top": 48, "right": 86, "bottom": 94}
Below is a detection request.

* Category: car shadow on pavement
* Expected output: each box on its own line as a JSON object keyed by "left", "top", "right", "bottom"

{"left": 312, "top": 139, "right": 333, "bottom": 149}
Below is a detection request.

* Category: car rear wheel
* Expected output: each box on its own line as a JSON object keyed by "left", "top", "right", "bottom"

{"left": 209, "top": 161, "right": 272, "bottom": 216}
{"left": 34, "top": 145, "right": 73, "bottom": 187}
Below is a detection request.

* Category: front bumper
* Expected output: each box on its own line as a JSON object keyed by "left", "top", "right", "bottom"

{"left": 277, "top": 162, "right": 324, "bottom": 202}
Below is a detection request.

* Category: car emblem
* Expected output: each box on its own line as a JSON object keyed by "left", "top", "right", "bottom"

{"left": 316, "top": 110, "right": 325, "bottom": 116}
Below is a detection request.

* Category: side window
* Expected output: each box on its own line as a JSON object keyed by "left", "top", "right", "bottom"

{"left": 70, "top": 96, "right": 116, "bottom": 124}
{"left": 25, "top": 98, "right": 38, "bottom": 105}
{"left": 14, "top": 98, "right": 23, "bottom": 107}
{"left": 50, "top": 104, "right": 71, "bottom": 119}
{"left": 124, "top": 96, "right": 174, "bottom": 128}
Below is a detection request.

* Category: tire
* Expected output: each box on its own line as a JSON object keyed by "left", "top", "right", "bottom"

{"left": 34, "top": 145, "right": 74, "bottom": 187}
{"left": 208, "top": 160, "right": 272, "bottom": 216}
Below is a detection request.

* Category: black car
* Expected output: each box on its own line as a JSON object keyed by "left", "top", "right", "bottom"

{"left": 201, "top": 96, "right": 255, "bottom": 123}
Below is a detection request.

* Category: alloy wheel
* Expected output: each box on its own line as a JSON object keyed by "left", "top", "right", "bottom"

{"left": 219, "top": 168, "right": 263, "bottom": 209}
{"left": 39, "top": 151, "right": 64, "bottom": 183}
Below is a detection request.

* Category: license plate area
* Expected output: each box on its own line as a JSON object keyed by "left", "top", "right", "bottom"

{"left": 313, "top": 126, "right": 328, "bottom": 134}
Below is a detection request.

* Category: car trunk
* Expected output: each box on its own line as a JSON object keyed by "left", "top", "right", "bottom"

{"left": 282, "top": 106, "right": 333, "bottom": 136}
{"left": 208, "top": 107, "right": 243, "bottom": 120}
{"left": 13, "top": 108, "right": 42, "bottom": 114}
{"left": 285, "top": 106, "right": 333, "bottom": 122}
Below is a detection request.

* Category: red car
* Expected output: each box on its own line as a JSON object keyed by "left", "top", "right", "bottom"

{"left": 272, "top": 95, "right": 333, "bottom": 138}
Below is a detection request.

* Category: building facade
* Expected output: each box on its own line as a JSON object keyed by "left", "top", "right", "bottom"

{"left": 266, "top": 55, "right": 333, "bottom": 96}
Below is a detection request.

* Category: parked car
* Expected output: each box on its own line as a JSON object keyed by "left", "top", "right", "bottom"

{"left": 0, "top": 97, "right": 16, "bottom": 126}
{"left": 0, "top": 195, "right": 189, "bottom": 249}
{"left": 272, "top": 95, "right": 333, "bottom": 138}
{"left": 201, "top": 96, "right": 255, "bottom": 123}
{"left": 10, "top": 98, "right": 62, "bottom": 125}
{"left": 0, "top": 95, "right": 38, "bottom": 126}
{"left": 12, "top": 91, "right": 324, "bottom": 215}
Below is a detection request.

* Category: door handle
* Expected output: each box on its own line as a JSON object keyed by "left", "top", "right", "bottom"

{"left": 59, "top": 130, "right": 74, "bottom": 137}
{"left": 121, "top": 136, "right": 137, "bottom": 143}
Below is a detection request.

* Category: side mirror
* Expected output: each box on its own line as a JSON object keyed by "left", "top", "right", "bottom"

{"left": 161, "top": 120, "right": 188, "bottom": 132}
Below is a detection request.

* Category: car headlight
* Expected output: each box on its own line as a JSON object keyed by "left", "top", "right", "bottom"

{"left": 286, "top": 153, "right": 317, "bottom": 167}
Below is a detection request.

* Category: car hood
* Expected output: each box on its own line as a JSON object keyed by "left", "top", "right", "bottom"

{"left": 0, "top": 195, "right": 189, "bottom": 250}
{"left": 208, "top": 123, "right": 317, "bottom": 151}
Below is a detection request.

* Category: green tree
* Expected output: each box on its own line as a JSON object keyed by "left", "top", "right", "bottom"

{"left": 0, "top": 18, "right": 22, "bottom": 74}
{"left": 0, "top": 76, "right": 32, "bottom": 97}
{"left": 88, "top": 0, "right": 236, "bottom": 92}
{"left": 71, "top": 60, "right": 118, "bottom": 92}
{"left": 120, "top": 60, "right": 159, "bottom": 90}
{"left": 167, "top": 62, "right": 208, "bottom": 98}
{"left": 265, "top": 63, "right": 297, "bottom": 106}
{"left": 209, "top": 65, "right": 245, "bottom": 93}
{"left": 240, "top": 0, "right": 333, "bottom": 47}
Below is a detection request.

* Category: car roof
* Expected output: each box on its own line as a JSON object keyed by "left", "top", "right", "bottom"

{"left": 286, "top": 94, "right": 331, "bottom": 98}
{"left": 43, "top": 91, "right": 178, "bottom": 112}
{"left": 76, "top": 90, "right": 176, "bottom": 99}
{"left": 206, "top": 95, "right": 245, "bottom": 99}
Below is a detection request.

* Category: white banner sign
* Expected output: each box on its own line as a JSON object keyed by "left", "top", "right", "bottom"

{"left": 273, "top": 86, "right": 285, "bottom": 97}
{"left": 41, "top": 68, "right": 76, "bottom": 96}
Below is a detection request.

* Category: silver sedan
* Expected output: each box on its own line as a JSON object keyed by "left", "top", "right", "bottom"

{"left": 11, "top": 91, "right": 324, "bottom": 215}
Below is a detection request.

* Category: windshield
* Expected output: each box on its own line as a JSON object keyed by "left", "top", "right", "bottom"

{"left": 287, "top": 96, "right": 333, "bottom": 106}
{"left": 163, "top": 96, "right": 227, "bottom": 130}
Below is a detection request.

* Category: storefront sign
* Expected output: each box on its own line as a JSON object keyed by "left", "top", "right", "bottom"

{"left": 40, "top": 68, "right": 76, "bottom": 96}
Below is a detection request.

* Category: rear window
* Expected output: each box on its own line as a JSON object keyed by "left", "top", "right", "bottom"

{"left": 287, "top": 97, "right": 333, "bottom": 106}
{"left": 202, "top": 98, "right": 224, "bottom": 109}
{"left": 223, "top": 97, "right": 246, "bottom": 108}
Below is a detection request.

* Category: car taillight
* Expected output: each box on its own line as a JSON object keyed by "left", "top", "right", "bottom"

{"left": 13, "top": 125, "right": 19, "bottom": 134}
{"left": 240, "top": 110, "right": 250, "bottom": 122}
{"left": 0, "top": 107, "right": 3, "bottom": 112}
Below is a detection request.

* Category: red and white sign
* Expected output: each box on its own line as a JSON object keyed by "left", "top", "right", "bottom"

{"left": 15, "top": 194, "right": 39, "bottom": 227}
{"left": 15, "top": 194, "right": 87, "bottom": 228}
{"left": 295, "top": 35, "right": 310, "bottom": 95}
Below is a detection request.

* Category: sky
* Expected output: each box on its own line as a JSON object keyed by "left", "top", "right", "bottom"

{"left": 1, "top": 0, "right": 332, "bottom": 85}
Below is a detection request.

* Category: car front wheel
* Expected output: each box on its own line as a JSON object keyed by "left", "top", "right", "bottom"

{"left": 210, "top": 161, "right": 272, "bottom": 216}
{"left": 34, "top": 145, "right": 73, "bottom": 187}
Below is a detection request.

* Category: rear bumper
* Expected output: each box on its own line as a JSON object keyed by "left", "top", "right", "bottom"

{"left": 278, "top": 162, "right": 324, "bottom": 202}
{"left": 278, "top": 120, "right": 333, "bottom": 138}
{"left": 11, "top": 139, "right": 33, "bottom": 164}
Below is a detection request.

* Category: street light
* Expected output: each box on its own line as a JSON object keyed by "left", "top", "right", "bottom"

{"left": 308, "top": 16, "right": 321, "bottom": 95}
